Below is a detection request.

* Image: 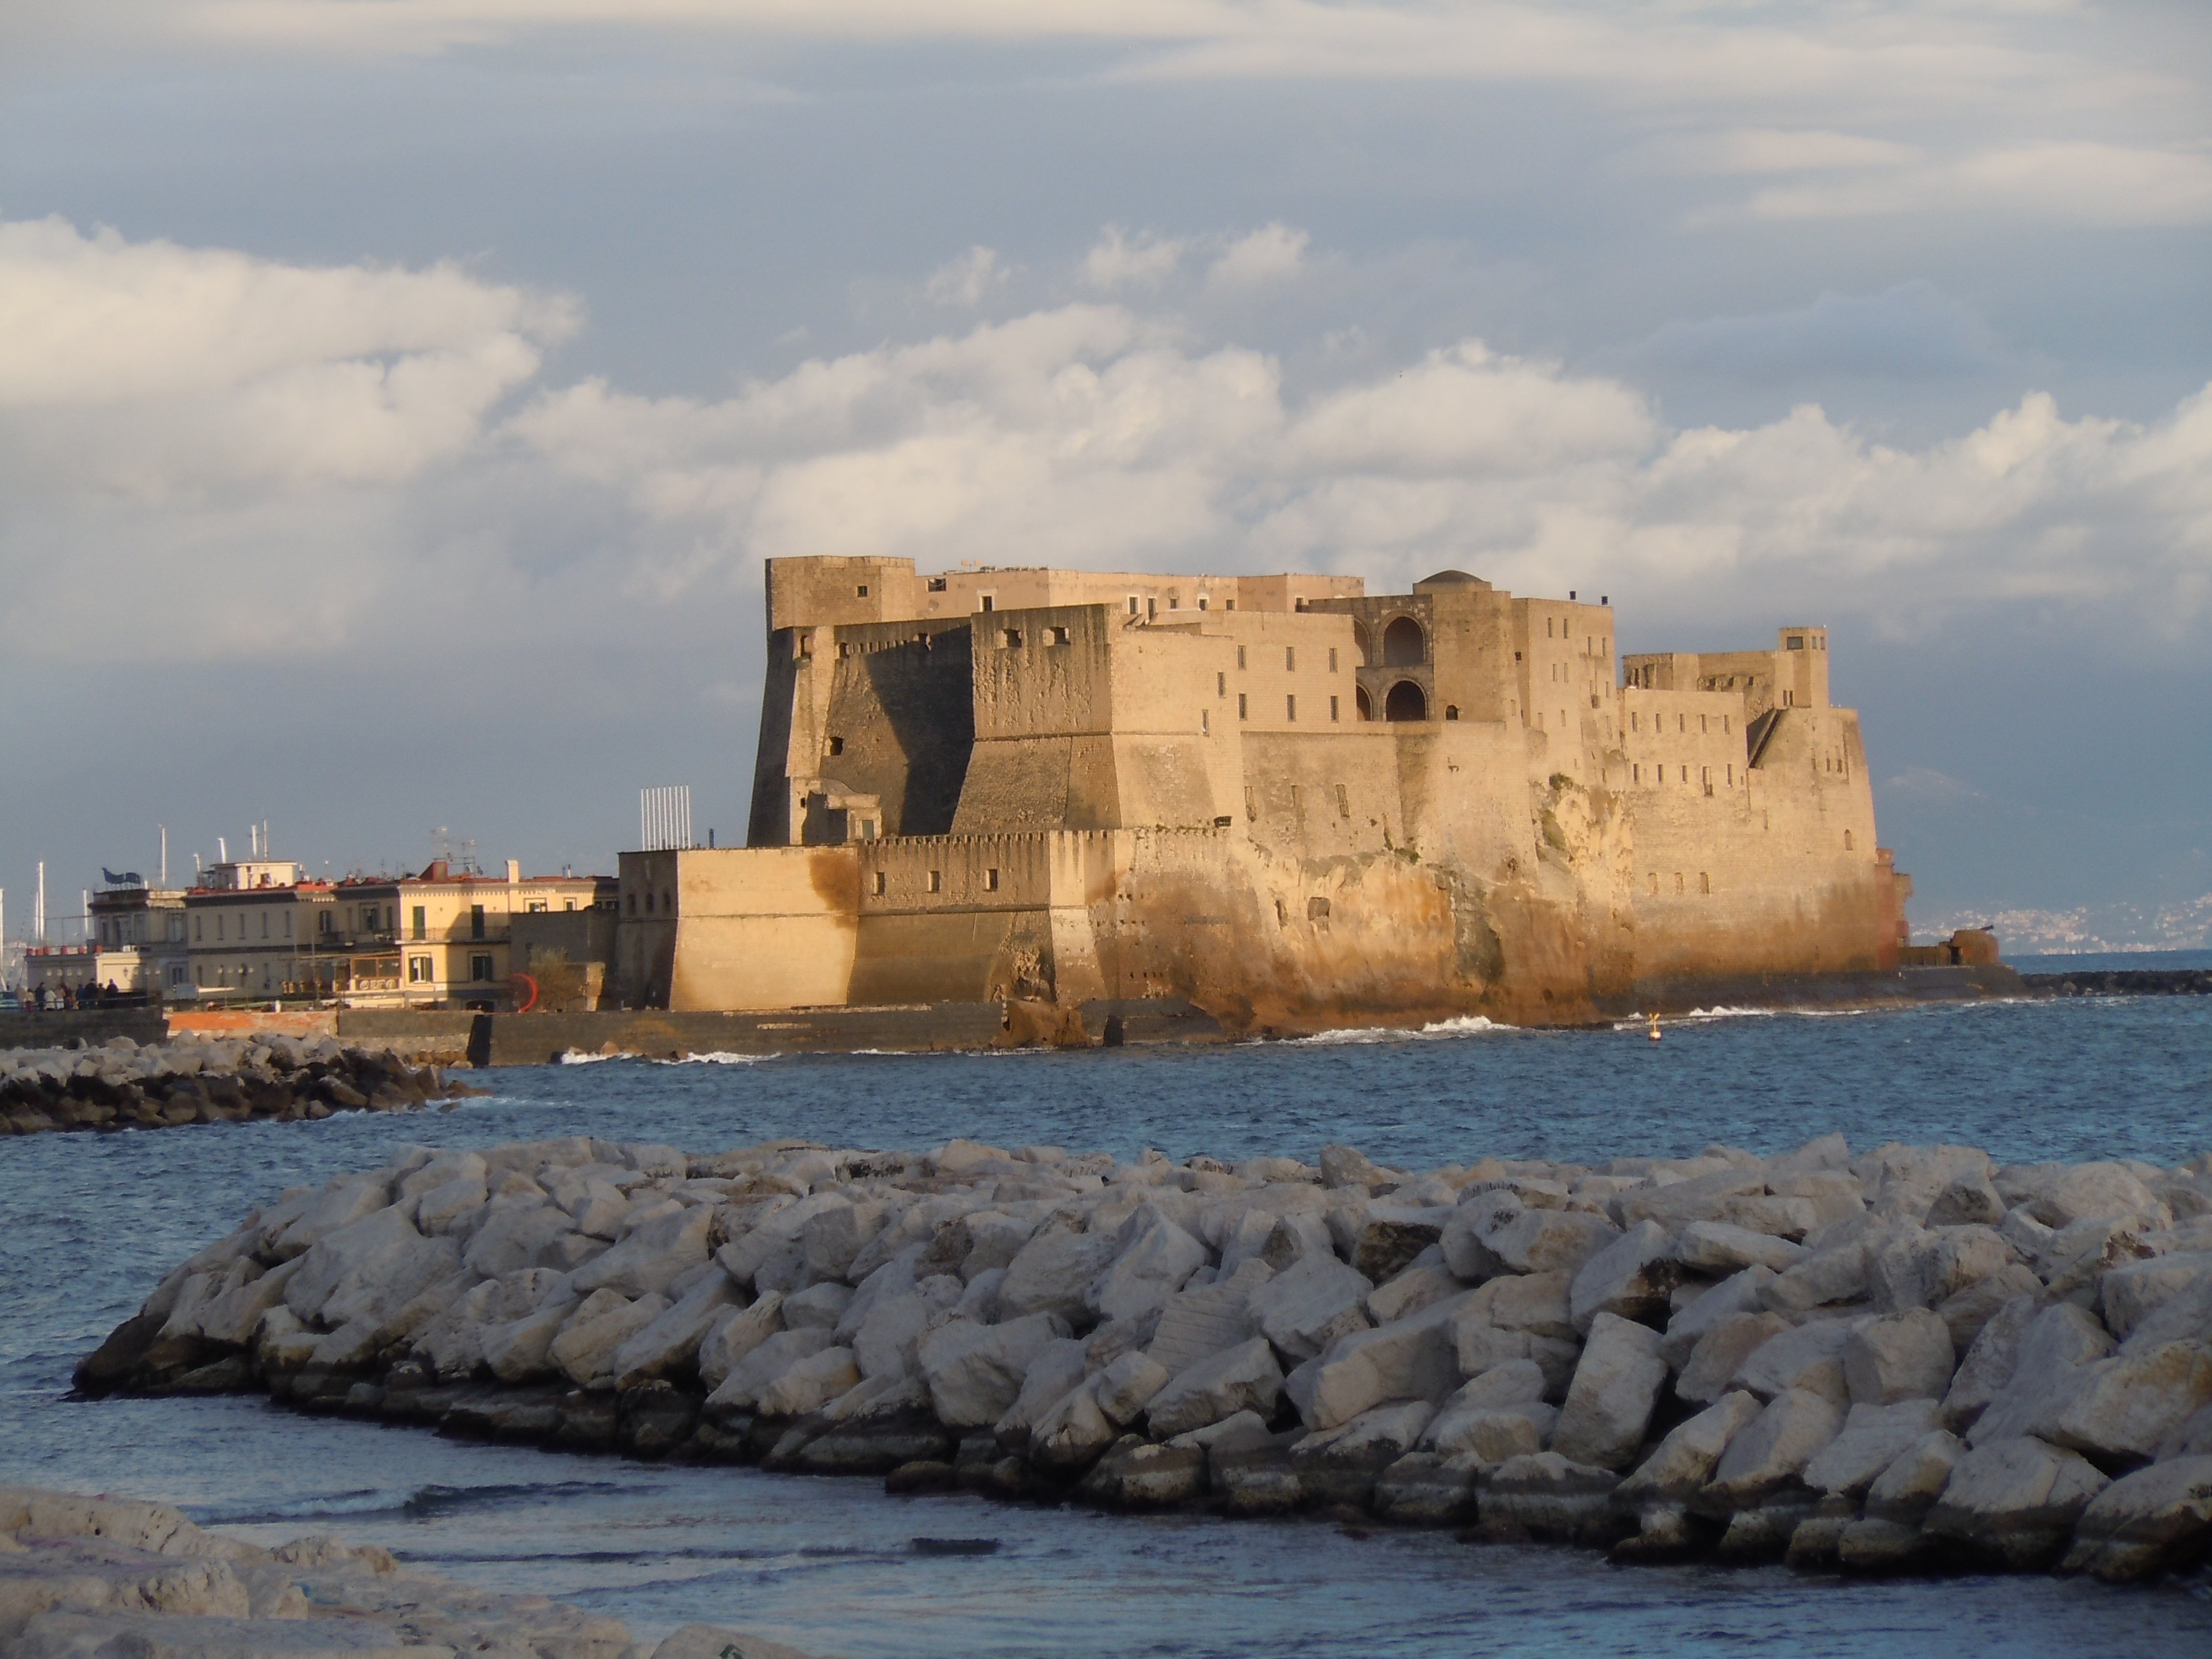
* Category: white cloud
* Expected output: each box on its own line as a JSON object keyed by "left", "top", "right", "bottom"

{"left": 925, "top": 245, "right": 1007, "bottom": 307}
{"left": 1207, "top": 223, "right": 1308, "bottom": 289}
{"left": 0, "top": 216, "right": 575, "bottom": 494}
{"left": 1651, "top": 127, "right": 1923, "bottom": 175}
{"left": 1083, "top": 226, "right": 1187, "bottom": 291}
{"left": 1721, "top": 141, "right": 2212, "bottom": 226}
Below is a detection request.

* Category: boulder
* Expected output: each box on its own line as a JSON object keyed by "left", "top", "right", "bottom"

{"left": 1612, "top": 1168, "right": 1766, "bottom": 1230}
{"left": 1475, "top": 1452, "right": 1622, "bottom": 1544}
{"left": 1568, "top": 1221, "right": 1681, "bottom": 1334}
{"left": 2059, "top": 1455, "right": 2212, "bottom": 1583}
{"left": 610, "top": 1273, "right": 739, "bottom": 1385}
{"left": 1077, "top": 1435, "right": 1206, "bottom": 1508}
{"left": 1244, "top": 1253, "right": 1374, "bottom": 1363}
{"left": 2026, "top": 1162, "right": 2165, "bottom": 1229}
{"left": 1484, "top": 1208, "right": 1620, "bottom": 1277}
{"left": 1290, "top": 1400, "right": 1436, "bottom": 1506}
{"left": 1869, "top": 1225, "right": 2012, "bottom": 1314}
{"left": 480, "top": 1290, "right": 584, "bottom": 1384}
{"left": 1843, "top": 1309, "right": 1955, "bottom": 1406}
{"left": 2037, "top": 1341, "right": 2212, "bottom": 1466}
{"left": 1676, "top": 1222, "right": 1802, "bottom": 1276}
{"left": 1760, "top": 1227, "right": 1894, "bottom": 1315}
{"left": 1424, "top": 1403, "right": 1554, "bottom": 1465}
{"left": 1925, "top": 1436, "right": 2111, "bottom": 1569}
{"left": 1802, "top": 1399, "right": 1944, "bottom": 1498}
{"left": 1676, "top": 1312, "right": 1792, "bottom": 1408}
{"left": 1551, "top": 1313, "right": 1667, "bottom": 1471}
{"left": 1942, "top": 1294, "right": 2036, "bottom": 1430}
{"left": 755, "top": 1346, "right": 861, "bottom": 1418}
{"left": 1440, "top": 1190, "right": 1519, "bottom": 1281}
{"left": 999, "top": 1228, "right": 1117, "bottom": 1327}
{"left": 1283, "top": 1291, "right": 1473, "bottom": 1431}
{"left": 706, "top": 1328, "right": 834, "bottom": 1411}
{"left": 1925, "top": 1172, "right": 2007, "bottom": 1228}
{"left": 571, "top": 1205, "right": 712, "bottom": 1300}
{"left": 1698, "top": 1388, "right": 1843, "bottom": 1511}
{"left": 1614, "top": 1390, "right": 1763, "bottom": 1507}
{"left": 1086, "top": 1210, "right": 1207, "bottom": 1324}
{"left": 1863, "top": 1428, "right": 1964, "bottom": 1524}
{"left": 1733, "top": 1319, "right": 1858, "bottom": 1406}
{"left": 1934, "top": 1263, "right": 2040, "bottom": 1351}
{"left": 1711, "top": 1193, "right": 1820, "bottom": 1240}
{"left": 464, "top": 1203, "right": 592, "bottom": 1280}
{"left": 1350, "top": 1204, "right": 1452, "bottom": 1283}
{"left": 550, "top": 1291, "right": 670, "bottom": 1389}
{"left": 1478, "top": 1270, "right": 1576, "bottom": 1342}
{"left": 2100, "top": 1251, "right": 2212, "bottom": 1343}
{"left": 1095, "top": 1351, "right": 1172, "bottom": 1426}
{"left": 697, "top": 1292, "right": 784, "bottom": 1391}
{"left": 1365, "top": 1259, "right": 1460, "bottom": 1326}
{"left": 1146, "top": 1337, "right": 1284, "bottom": 1439}
{"left": 995, "top": 1337, "right": 1089, "bottom": 1440}
{"left": 1658, "top": 1267, "right": 1775, "bottom": 1369}
{"left": 780, "top": 1281, "right": 855, "bottom": 1330}
{"left": 1372, "top": 1451, "right": 1481, "bottom": 1524}
{"left": 916, "top": 1312, "right": 1068, "bottom": 1428}
{"left": 1966, "top": 1303, "right": 2115, "bottom": 1446}
{"left": 1030, "top": 1377, "right": 1119, "bottom": 1470}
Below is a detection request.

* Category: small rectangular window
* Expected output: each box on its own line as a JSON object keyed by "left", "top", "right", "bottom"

{"left": 1787, "top": 635, "right": 1804, "bottom": 650}
{"left": 1048, "top": 626, "right": 1070, "bottom": 645}
{"left": 1633, "top": 763, "right": 1641, "bottom": 783}
{"left": 827, "top": 735, "right": 844, "bottom": 755}
{"left": 1700, "top": 872, "right": 1711, "bottom": 894}
{"left": 1335, "top": 783, "right": 1350, "bottom": 817}
{"left": 1237, "top": 646, "right": 1246, "bottom": 670}
{"left": 408, "top": 955, "right": 433, "bottom": 984}
{"left": 1329, "top": 695, "right": 1339, "bottom": 722}
{"left": 1217, "top": 671, "right": 1226, "bottom": 696}
{"left": 1001, "top": 628, "right": 1022, "bottom": 647}
{"left": 1328, "top": 648, "right": 1338, "bottom": 673}
{"left": 928, "top": 576, "right": 948, "bottom": 592}
{"left": 471, "top": 953, "right": 494, "bottom": 982}
{"left": 1243, "top": 785, "right": 1256, "bottom": 820}
{"left": 1128, "top": 596, "right": 1139, "bottom": 614}
{"left": 873, "top": 871, "right": 886, "bottom": 896}
{"left": 1674, "top": 872, "right": 1685, "bottom": 894}
{"left": 1238, "top": 692, "right": 1248, "bottom": 720}
{"left": 856, "top": 584, "right": 869, "bottom": 598}
{"left": 1201, "top": 710, "right": 1210, "bottom": 736}
{"left": 927, "top": 869, "right": 942, "bottom": 893}
{"left": 986, "top": 868, "right": 1000, "bottom": 891}
{"left": 470, "top": 905, "right": 486, "bottom": 940}
{"left": 1286, "top": 694, "right": 1296, "bottom": 721}
{"left": 1285, "top": 647, "right": 1296, "bottom": 671}
{"left": 981, "top": 594, "right": 994, "bottom": 611}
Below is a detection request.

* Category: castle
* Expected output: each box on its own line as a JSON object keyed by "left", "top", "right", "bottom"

{"left": 611, "top": 557, "right": 1909, "bottom": 1030}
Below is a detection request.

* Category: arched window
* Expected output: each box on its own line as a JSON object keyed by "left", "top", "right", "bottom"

{"left": 1352, "top": 621, "right": 1371, "bottom": 665}
{"left": 1382, "top": 616, "right": 1426, "bottom": 667}
{"left": 1385, "top": 680, "right": 1428, "bottom": 721}
{"left": 1444, "top": 705, "right": 1459, "bottom": 720}
{"left": 1355, "top": 685, "right": 1372, "bottom": 721}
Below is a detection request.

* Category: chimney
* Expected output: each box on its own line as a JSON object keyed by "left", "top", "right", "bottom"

{"left": 506, "top": 859, "right": 521, "bottom": 883}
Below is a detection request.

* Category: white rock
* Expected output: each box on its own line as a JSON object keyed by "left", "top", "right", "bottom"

{"left": 1147, "top": 1337, "right": 1285, "bottom": 1439}
{"left": 754, "top": 1345, "right": 861, "bottom": 1417}
{"left": 780, "top": 1282, "right": 854, "bottom": 1330}
{"left": 550, "top": 1290, "right": 670, "bottom": 1388}
{"left": 570, "top": 1204, "right": 712, "bottom": 1300}
{"left": 1966, "top": 1302, "right": 2115, "bottom": 1446}
{"left": 916, "top": 1312, "right": 1069, "bottom": 1428}
{"left": 610, "top": 1273, "right": 740, "bottom": 1385}
{"left": 2060, "top": 1454, "right": 2212, "bottom": 1582}
{"left": 997, "top": 1338, "right": 1089, "bottom": 1438}
{"left": 1700, "top": 1388, "right": 1844, "bottom": 1509}
{"left": 1244, "top": 1252, "right": 1374, "bottom": 1363}
{"left": 706, "top": 1328, "right": 834, "bottom": 1411}
{"left": 1095, "top": 1351, "right": 1173, "bottom": 1425}
{"left": 1733, "top": 1318, "right": 1858, "bottom": 1406}
{"left": 1802, "top": 1399, "right": 1945, "bottom": 1497}
{"left": 1615, "top": 1390, "right": 1763, "bottom": 1505}
{"left": 1031, "top": 1377, "right": 1119, "bottom": 1469}
{"left": 1568, "top": 1221, "right": 1681, "bottom": 1334}
{"left": 1551, "top": 1312, "right": 1667, "bottom": 1471}
{"left": 2036, "top": 1341, "right": 2212, "bottom": 1465}
{"left": 1676, "top": 1221, "right": 1802, "bottom": 1275}
{"left": 1676, "top": 1312, "right": 1792, "bottom": 1408}
{"left": 697, "top": 1292, "right": 784, "bottom": 1391}
{"left": 998, "top": 1227, "right": 1117, "bottom": 1326}
{"left": 1485, "top": 1208, "right": 1620, "bottom": 1277}
{"left": 1864, "top": 1428, "right": 1964, "bottom": 1524}
{"left": 1843, "top": 1309, "right": 1955, "bottom": 1405}
{"left": 1925, "top": 1436, "right": 2111, "bottom": 1568}
{"left": 1658, "top": 1267, "right": 1776, "bottom": 1369}
{"left": 2100, "top": 1251, "right": 2212, "bottom": 1343}
{"left": 1086, "top": 1209, "right": 1207, "bottom": 1324}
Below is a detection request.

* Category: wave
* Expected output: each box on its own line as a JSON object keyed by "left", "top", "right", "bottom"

{"left": 558, "top": 1049, "right": 776, "bottom": 1067}
{"left": 1281, "top": 1014, "right": 1511, "bottom": 1047}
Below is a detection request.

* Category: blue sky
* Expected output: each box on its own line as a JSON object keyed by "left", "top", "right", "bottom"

{"left": 3, "top": 2, "right": 2208, "bottom": 948}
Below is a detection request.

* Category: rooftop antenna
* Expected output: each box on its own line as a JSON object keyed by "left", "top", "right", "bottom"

{"left": 218, "top": 836, "right": 227, "bottom": 863}
{"left": 35, "top": 861, "right": 45, "bottom": 944}
{"left": 159, "top": 824, "right": 167, "bottom": 887}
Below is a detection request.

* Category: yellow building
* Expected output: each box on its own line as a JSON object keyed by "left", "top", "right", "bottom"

{"left": 392, "top": 861, "right": 615, "bottom": 1009}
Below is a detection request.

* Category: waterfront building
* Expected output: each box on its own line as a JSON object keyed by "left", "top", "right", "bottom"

{"left": 612, "top": 557, "right": 1911, "bottom": 1028}
{"left": 89, "top": 884, "right": 189, "bottom": 998}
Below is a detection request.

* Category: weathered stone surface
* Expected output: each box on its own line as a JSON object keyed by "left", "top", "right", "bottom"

{"left": 993, "top": 1336, "right": 1088, "bottom": 1440}
{"left": 1095, "top": 1351, "right": 1172, "bottom": 1426}
{"left": 1926, "top": 1172, "right": 2007, "bottom": 1228}
{"left": 998, "top": 1227, "right": 1117, "bottom": 1327}
{"left": 1350, "top": 1204, "right": 1452, "bottom": 1283}
{"left": 1615, "top": 1391, "right": 1763, "bottom": 1506}
{"left": 706, "top": 1328, "right": 833, "bottom": 1411}
{"left": 480, "top": 1288, "right": 585, "bottom": 1384}
{"left": 696, "top": 1292, "right": 784, "bottom": 1391}
{"left": 1733, "top": 1318, "right": 1858, "bottom": 1406}
{"left": 1291, "top": 1400, "right": 1436, "bottom": 1506}
{"left": 1869, "top": 1225, "right": 2013, "bottom": 1315}
{"left": 1568, "top": 1221, "right": 1681, "bottom": 1334}
{"left": 1843, "top": 1309, "right": 1955, "bottom": 1406}
{"left": 1612, "top": 1168, "right": 1766, "bottom": 1231}
{"left": 610, "top": 1273, "right": 739, "bottom": 1385}
{"left": 1760, "top": 1226, "right": 1894, "bottom": 1315}
{"left": 1439, "top": 1190, "right": 1518, "bottom": 1281}
{"left": 780, "top": 1281, "right": 855, "bottom": 1330}
{"left": 572, "top": 1205, "right": 712, "bottom": 1300}
{"left": 1372, "top": 1452, "right": 1480, "bottom": 1524}
{"left": 755, "top": 1345, "right": 860, "bottom": 1418}
{"left": 1676, "top": 1221, "right": 1802, "bottom": 1275}
{"left": 1864, "top": 1429, "right": 1963, "bottom": 1525}
{"left": 1966, "top": 1303, "right": 2116, "bottom": 1446}
{"left": 1479, "top": 1270, "right": 1576, "bottom": 1342}
{"left": 1147, "top": 1337, "right": 1284, "bottom": 1439}
{"left": 1934, "top": 1263, "right": 2040, "bottom": 1351}
{"left": 1476, "top": 1453, "right": 1622, "bottom": 1543}
{"left": 1365, "top": 1259, "right": 1460, "bottom": 1325}
{"left": 1244, "top": 1252, "right": 1374, "bottom": 1363}
{"left": 1086, "top": 1210, "right": 1207, "bottom": 1324}
{"left": 1485, "top": 1208, "right": 1620, "bottom": 1277}
{"left": 1699, "top": 1388, "right": 1844, "bottom": 1511}
{"left": 1284, "top": 1291, "right": 1473, "bottom": 1431}
{"left": 2025, "top": 1163, "right": 2165, "bottom": 1230}
{"left": 2100, "top": 1251, "right": 2212, "bottom": 1343}
{"left": 1658, "top": 1267, "right": 1775, "bottom": 1369}
{"left": 1925, "top": 1436, "right": 2111, "bottom": 1568}
{"left": 1076, "top": 1435, "right": 1205, "bottom": 1508}
{"left": 1677, "top": 1312, "right": 1792, "bottom": 1408}
{"left": 2059, "top": 1455, "right": 2212, "bottom": 1582}
{"left": 1030, "top": 1377, "right": 1119, "bottom": 1470}
{"left": 551, "top": 1290, "right": 670, "bottom": 1389}
{"left": 1552, "top": 1313, "right": 1667, "bottom": 1471}
{"left": 916, "top": 1313, "right": 1068, "bottom": 1428}
{"left": 2036, "top": 1341, "right": 2212, "bottom": 1465}
{"left": 1802, "top": 1399, "right": 1945, "bottom": 1498}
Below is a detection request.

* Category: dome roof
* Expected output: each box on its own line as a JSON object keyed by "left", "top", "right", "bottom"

{"left": 1414, "top": 569, "right": 1490, "bottom": 590}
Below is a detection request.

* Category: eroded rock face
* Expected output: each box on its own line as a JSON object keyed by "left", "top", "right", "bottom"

{"left": 75, "top": 1130, "right": 2212, "bottom": 1582}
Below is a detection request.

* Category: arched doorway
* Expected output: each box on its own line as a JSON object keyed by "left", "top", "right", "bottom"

{"left": 1385, "top": 680, "right": 1427, "bottom": 721}
{"left": 1355, "top": 684, "right": 1372, "bottom": 721}
{"left": 1382, "top": 616, "right": 1426, "bottom": 667}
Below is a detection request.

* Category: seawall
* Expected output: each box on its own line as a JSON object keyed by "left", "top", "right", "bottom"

{"left": 78, "top": 1131, "right": 2212, "bottom": 1584}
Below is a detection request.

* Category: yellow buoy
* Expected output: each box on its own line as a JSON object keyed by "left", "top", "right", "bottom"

{"left": 1647, "top": 1013, "right": 1662, "bottom": 1043}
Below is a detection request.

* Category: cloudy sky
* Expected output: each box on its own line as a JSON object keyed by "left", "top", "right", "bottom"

{"left": 4, "top": 1, "right": 2208, "bottom": 947}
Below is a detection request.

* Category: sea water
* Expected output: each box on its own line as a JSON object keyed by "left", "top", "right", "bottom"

{"left": 4, "top": 978, "right": 2210, "bottom": 1656}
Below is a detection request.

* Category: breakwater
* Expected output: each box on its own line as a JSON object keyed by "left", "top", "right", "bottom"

{"left": 78, "top": 1130, "right": 2212, "bottom": 1584}
{"left": 0, "top": 1035, "right": 475, "bottom": 1135}
{"left": 0, "top": 1483, "right": 826, "bottom": 1659}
